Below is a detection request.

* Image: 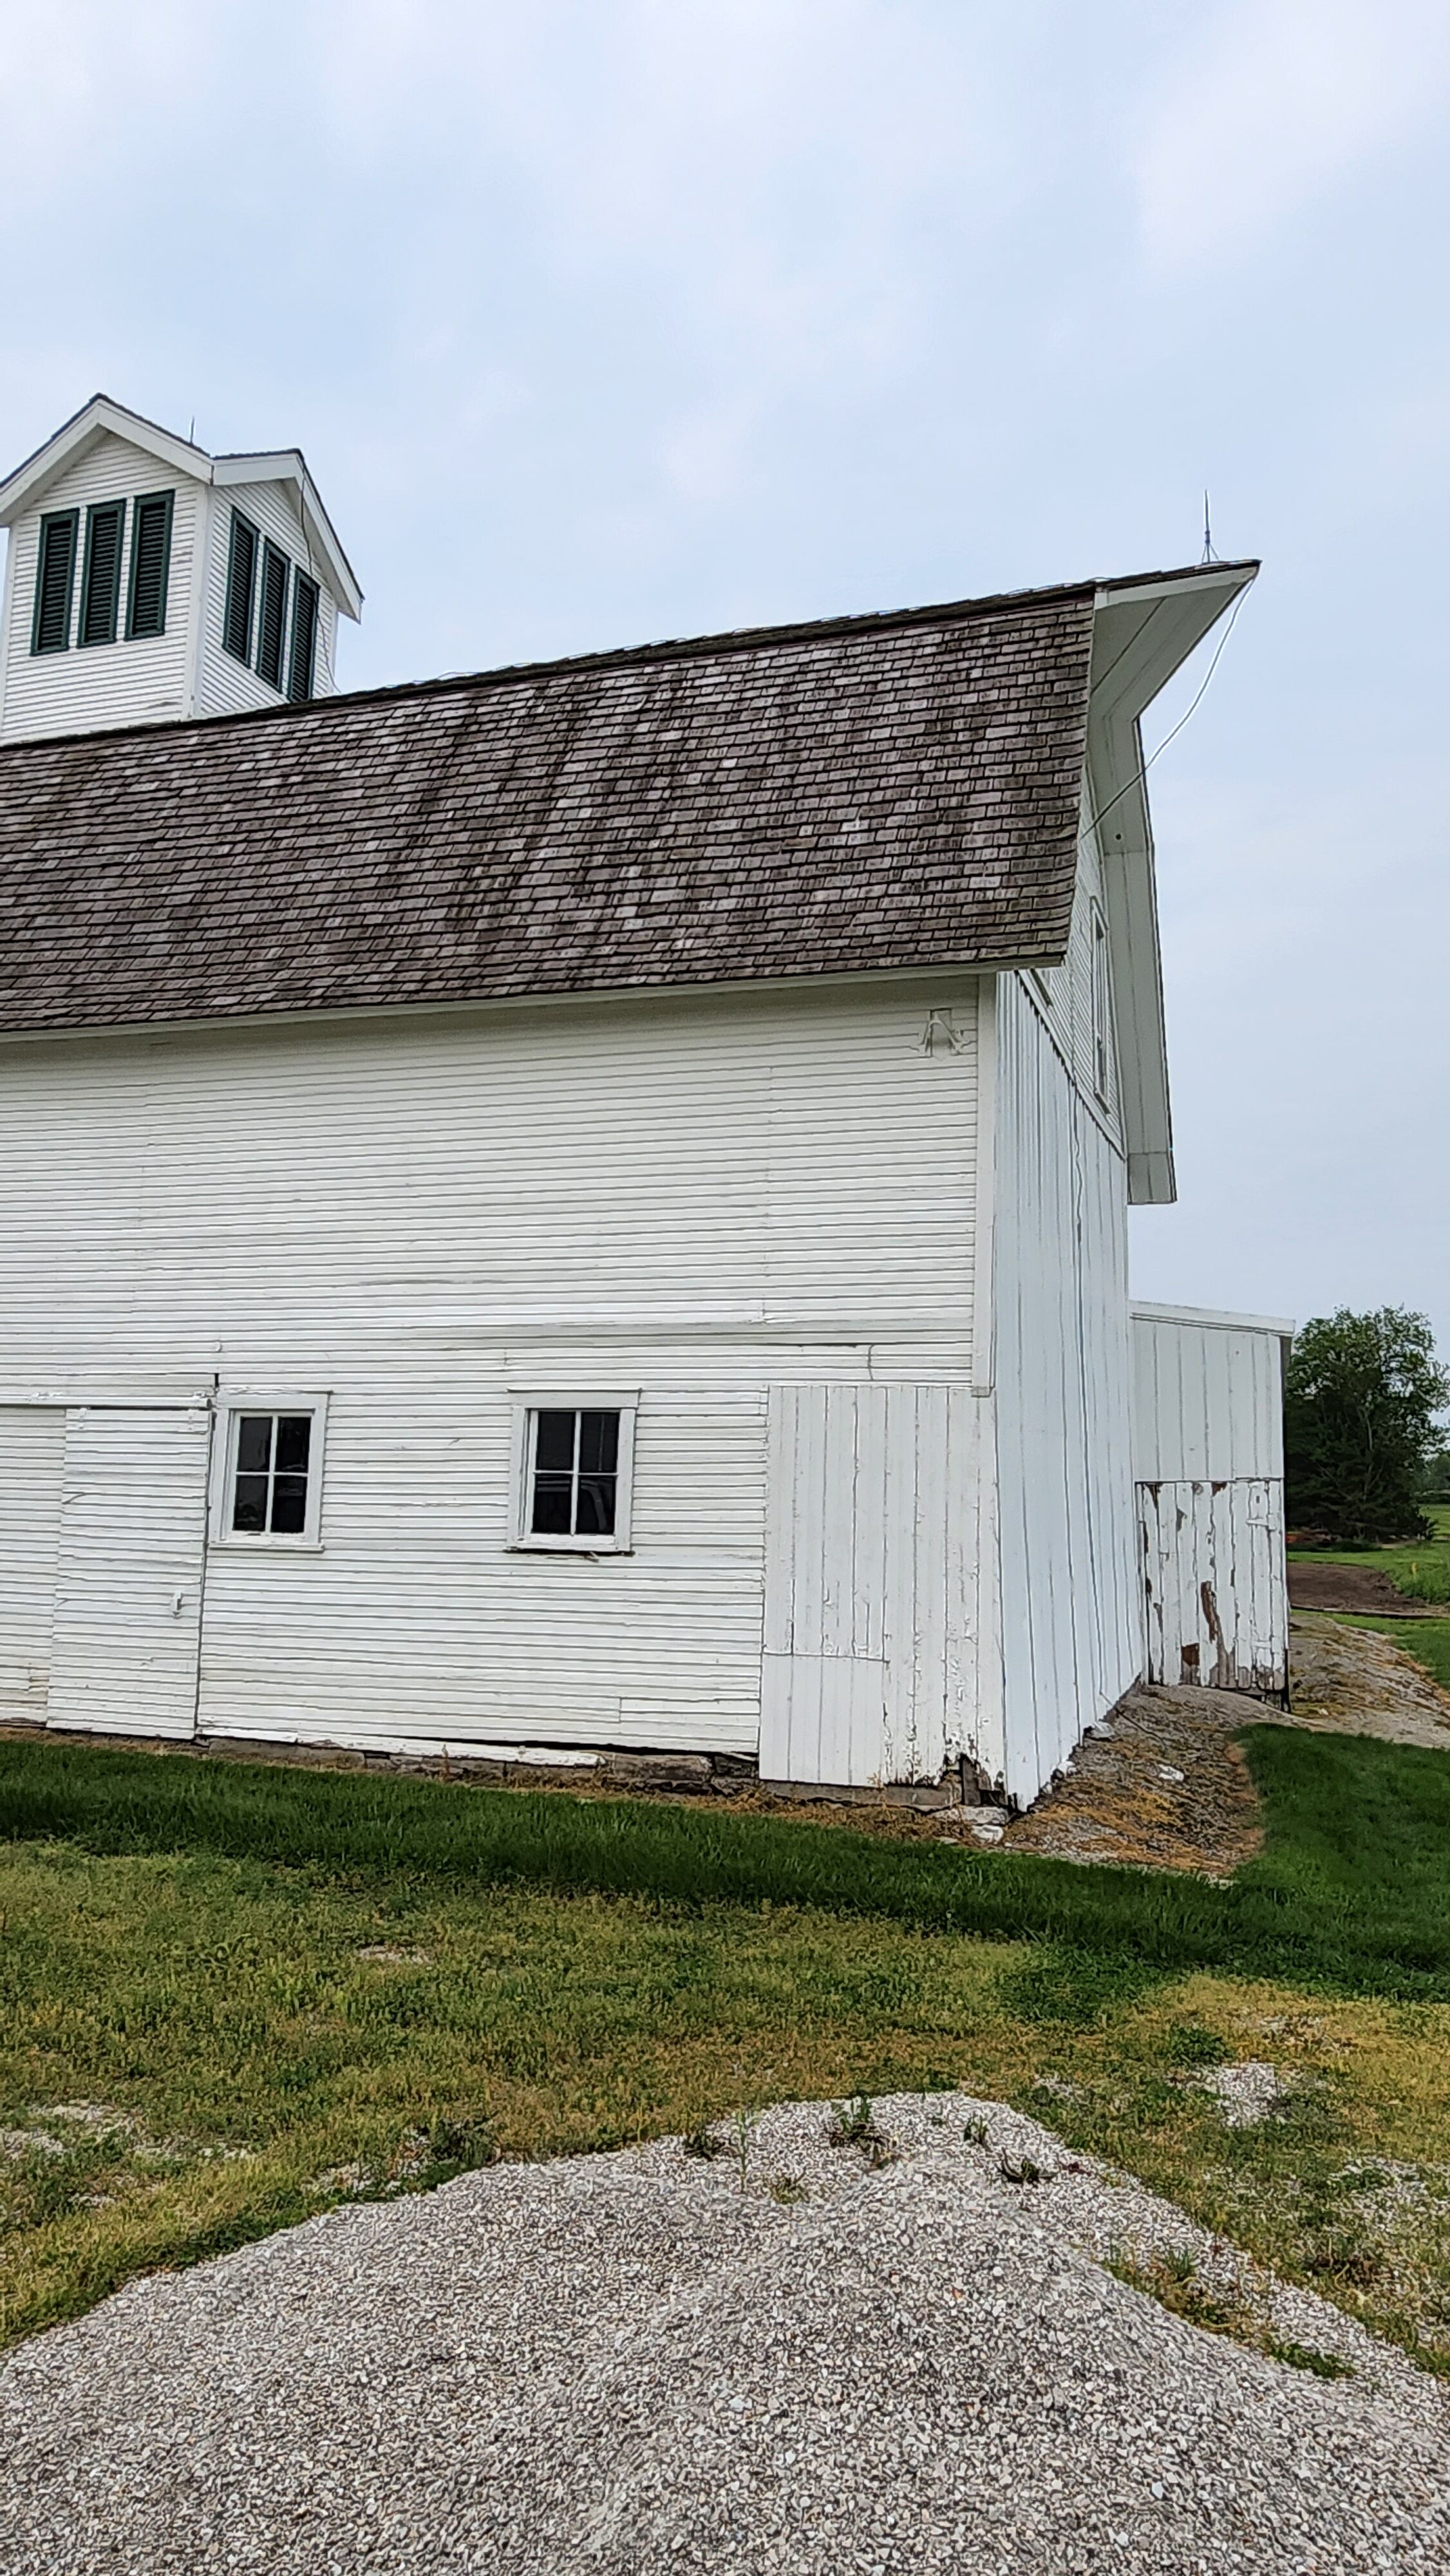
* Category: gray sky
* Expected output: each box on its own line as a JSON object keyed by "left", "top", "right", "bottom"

{"left": 5, "top": 1, "right": 1448, "bottom": 1348}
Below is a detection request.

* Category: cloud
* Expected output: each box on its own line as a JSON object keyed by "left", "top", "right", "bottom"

{"left": 1135, "top": 0, "right": 1450, "bottom": 270}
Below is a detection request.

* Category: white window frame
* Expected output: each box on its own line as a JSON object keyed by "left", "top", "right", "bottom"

{"left": 1090, "top": 902, "right": 1113, "bottom": 1104}
{"left": 209, "top": 1390, "right": 330, "bottom": 1552}
{"left": 508, "top": 1392, "right": 638, "bottom": 1555}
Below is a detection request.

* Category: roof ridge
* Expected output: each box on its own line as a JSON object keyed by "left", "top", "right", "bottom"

{"left": 0, "top": 569, "right": 1124, "bottom": 762}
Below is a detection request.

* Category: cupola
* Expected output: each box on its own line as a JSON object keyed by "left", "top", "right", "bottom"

{"left": 0, "top": 394, "right": 361, "bottom": 744}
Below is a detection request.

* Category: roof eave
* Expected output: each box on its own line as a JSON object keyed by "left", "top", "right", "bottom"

{"left": 0, "top": 395, "right": 214, "bottom": 524}
{"left": 212, "top": 451, "right": 363, "bottom": 618}
{"left": 1088, "top": 561, "right": 1258, "bottom": 1208}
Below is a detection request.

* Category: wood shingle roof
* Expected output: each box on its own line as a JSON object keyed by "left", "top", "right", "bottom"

{"left": 0, "top": 582, "right": 1097, "bottom": 1036}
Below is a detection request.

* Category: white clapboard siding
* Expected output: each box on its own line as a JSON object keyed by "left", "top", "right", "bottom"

{"left": 0, "top": 1406, "right": 65, "bottom": 1709}
{"left": 0, "top": 977, "right": 980, "bottom": 1759}
{"left": 46, "top": 1407, "right": 210, "bottom": 1737}
{"left": 760, "top": 1383, "right": 982, "bottom": 1786}
{"left": 1140, "top": 1477, "right": 1288, "bottom": 1695}
{"left": 991, "top": 971, "right": 1141, "bottom": 1805}
{"left": 0, "top": 434, "right": 201, "bottom": 743}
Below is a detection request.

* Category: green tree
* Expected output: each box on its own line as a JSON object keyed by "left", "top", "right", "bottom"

{"left": 1285, "top": 1307, "right": 1449, "bottom": 1544}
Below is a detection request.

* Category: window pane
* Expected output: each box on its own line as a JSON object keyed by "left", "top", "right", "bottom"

{"left": 236, "top": 1416, "right": 274, "bottom": 1473}
{"left": 232, "top": 1475, "right": 268, "bottom": 1534}
{"left": 576, "top": 1474, "right": 617, "bottom": 1537}
{"left": 578, "top": 1410, "right": 619, "bottom": 1475}
{"left": 274, "top": 1416, "right": 312, "bottom": 1474}
{"left": 531, "top": 1473, "right": 574, "bottom": 1535}
{"left": 534, "top": 1410, "right": 577, "bottom": 1472}
{"left": 270, "top": 1476, "right": 308, "bottom": 1535}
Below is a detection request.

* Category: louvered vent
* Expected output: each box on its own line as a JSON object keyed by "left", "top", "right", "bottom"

{"left": 79, "top": 500, "right": 126, "bottom": 647}
{"left": 224, "top": 511, "right": 259, "bottom": 664}
{"left": 288, "top": 573, "right": 319, "bottom": 703}
{"left": 126, "top": 491, "right": 173, "bottom": 638}
{"left": 256, "top": 540, "right": 289, "bottom": 690}
{"left": 32, "top": 512, "right": 79, "bottom": 655}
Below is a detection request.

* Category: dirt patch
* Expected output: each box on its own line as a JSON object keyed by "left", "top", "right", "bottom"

{"left": 1286, "top": 1615, "right": 1450, "bottom": 1747}
{"left": 1287, "top": 1560, "right": 1445, "bottom": 1617}
{"left": 998, "top": 1682, "right": 1265, "bottom": 1877}
{"left": 1003, "top": 1619, "right": 1450, "bottom": 1875}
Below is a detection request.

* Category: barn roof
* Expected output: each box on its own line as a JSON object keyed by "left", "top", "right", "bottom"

{"left": 0, "top": 580, "right": 1106, "bottom": 1037}
{"left": 0, "top": 563, "right": 1252, "bottom": 1041}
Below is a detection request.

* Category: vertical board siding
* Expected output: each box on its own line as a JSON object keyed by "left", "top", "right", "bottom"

{"left": 0, "top": 978, "right": 979, "bottom": 1759}
{"left": 992, "top": 971, "right": 1140, "bottom": 1806}
{"left": 47, "top": 1406, "right": 209, "bottom": 1737}
{"left": 0, "top": 1407, "right": 64, "bottom": 1709}
{"left": 1131, "top": 1308, "right": 1290, "bottom": 1696}
{"left": 760, "top": 1381, "right": 983, "bottom": 1786}
{"left": 1131, "top": 1310, "right": 1286, "bottom": 1482}
{"left": 1139, "top": 1477, "right": 1288, "bottom": 1696}
{"left": 0, "top": 435, "right": 200, "bottom": 743}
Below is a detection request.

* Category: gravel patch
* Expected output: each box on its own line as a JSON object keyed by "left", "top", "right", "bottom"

{"left": 1196, "top": 2060, "right": 1294, "bottom": 2128}
{"left": 999, "top": 1681, "right": 1264, "bottom": 1873}
{"left": 1288, "top": 1615, "right": 1450, "bottom": 1747}
{"left": 3, "top": 2091, "right": 1447, "bottom": 2573}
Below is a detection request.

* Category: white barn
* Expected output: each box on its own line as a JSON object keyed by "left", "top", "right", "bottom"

{"left": 0, "top": 402, "right": 1287, "bottom": 1808}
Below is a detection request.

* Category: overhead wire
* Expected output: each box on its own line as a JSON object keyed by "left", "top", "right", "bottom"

{"left": 1085, "top": 581, "right": 1252, "bottom": 845}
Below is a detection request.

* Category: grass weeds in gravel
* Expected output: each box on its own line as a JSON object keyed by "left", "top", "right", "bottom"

{"left": 1335, "top": 1615, "right": 1450, "bottom": 1696}
{"left": 5, "top": 1730, "right": 1450, "bottom": 2365}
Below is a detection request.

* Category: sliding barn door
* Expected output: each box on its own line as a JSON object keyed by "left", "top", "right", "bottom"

{"left": 47, "top": 1405, "right": 211, "bottom": 1738}
{"left": 760, "top": 1384, "right": 977, "bottom": 1788}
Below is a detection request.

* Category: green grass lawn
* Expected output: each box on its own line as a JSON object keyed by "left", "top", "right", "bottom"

{"left": 1292, "top": 1502, "right": 1450, "bottom": 1603}
{"left": 4, "top": 1729, "right": 1450, "bottom": 2368}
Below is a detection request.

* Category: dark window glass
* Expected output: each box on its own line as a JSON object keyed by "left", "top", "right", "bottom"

{"left": 126, "top": 491, "right": 173, "bottom": 638}
{"left": 236, "top": 1415, "right": 274, "bottom": 1475}
{"left": 578, "top": 1411, "right": 619, "bottom": 1476}
{"left": 534, "top": 1410, "right": 576, "bottom": 1472}
{"left": 288, "top": 572, "right": 319, "bottom": 703}
{"left": 79, "top": 501, "right": 125, "bottom": 646}
{"left": 224, "top": 511, "right": 259, "bottom": 663}
{"left": 256, "top": 541, "right": 289, "bottom": 688}
{"left": 270, "top": 1477, "right": 308, "bottom": 1535}
{"left": 531, "top": 1477, "right": 574, "bottom": 1535}
{"left": 231, "top": 1410, "right": 314, "bottom": 1536}
{"left": 529, "top": 1408, "right": 621, "bottom": 1539}
{"left": 32, "top": 511, "right": 78, "bottom": 654}
{"left": 576, "top": 1472, "right": 616, "bottom": 1537}
{"left": 274, "top": 1416, "right": 312, "bottom": 1475}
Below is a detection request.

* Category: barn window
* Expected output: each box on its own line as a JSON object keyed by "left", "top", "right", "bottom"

{"left": 510, "top": 1397, "right": 637, "bottom": 1552}
{"left": 213, "top": 1394, "right": 328, "bottom": 1548}
{"left": 31, "top": 510, "right": 79, "bottom": 654}
{"left": 256, "top": 540, "right": 290, "bottom": 689}
{"left": 288, "top": 571, "right": 319, "bottom": 702}
{"left": 78, "top": 500, "right": 126, "bottom": 646}
{"left": 126, "top": 491, "right": 174, "bottom": 638}
{"left": 1091, "top": 904, "right": 1112, "bottom": 1103}
{"left": 223, "top": 510, "right": 259, "bottom": 663}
